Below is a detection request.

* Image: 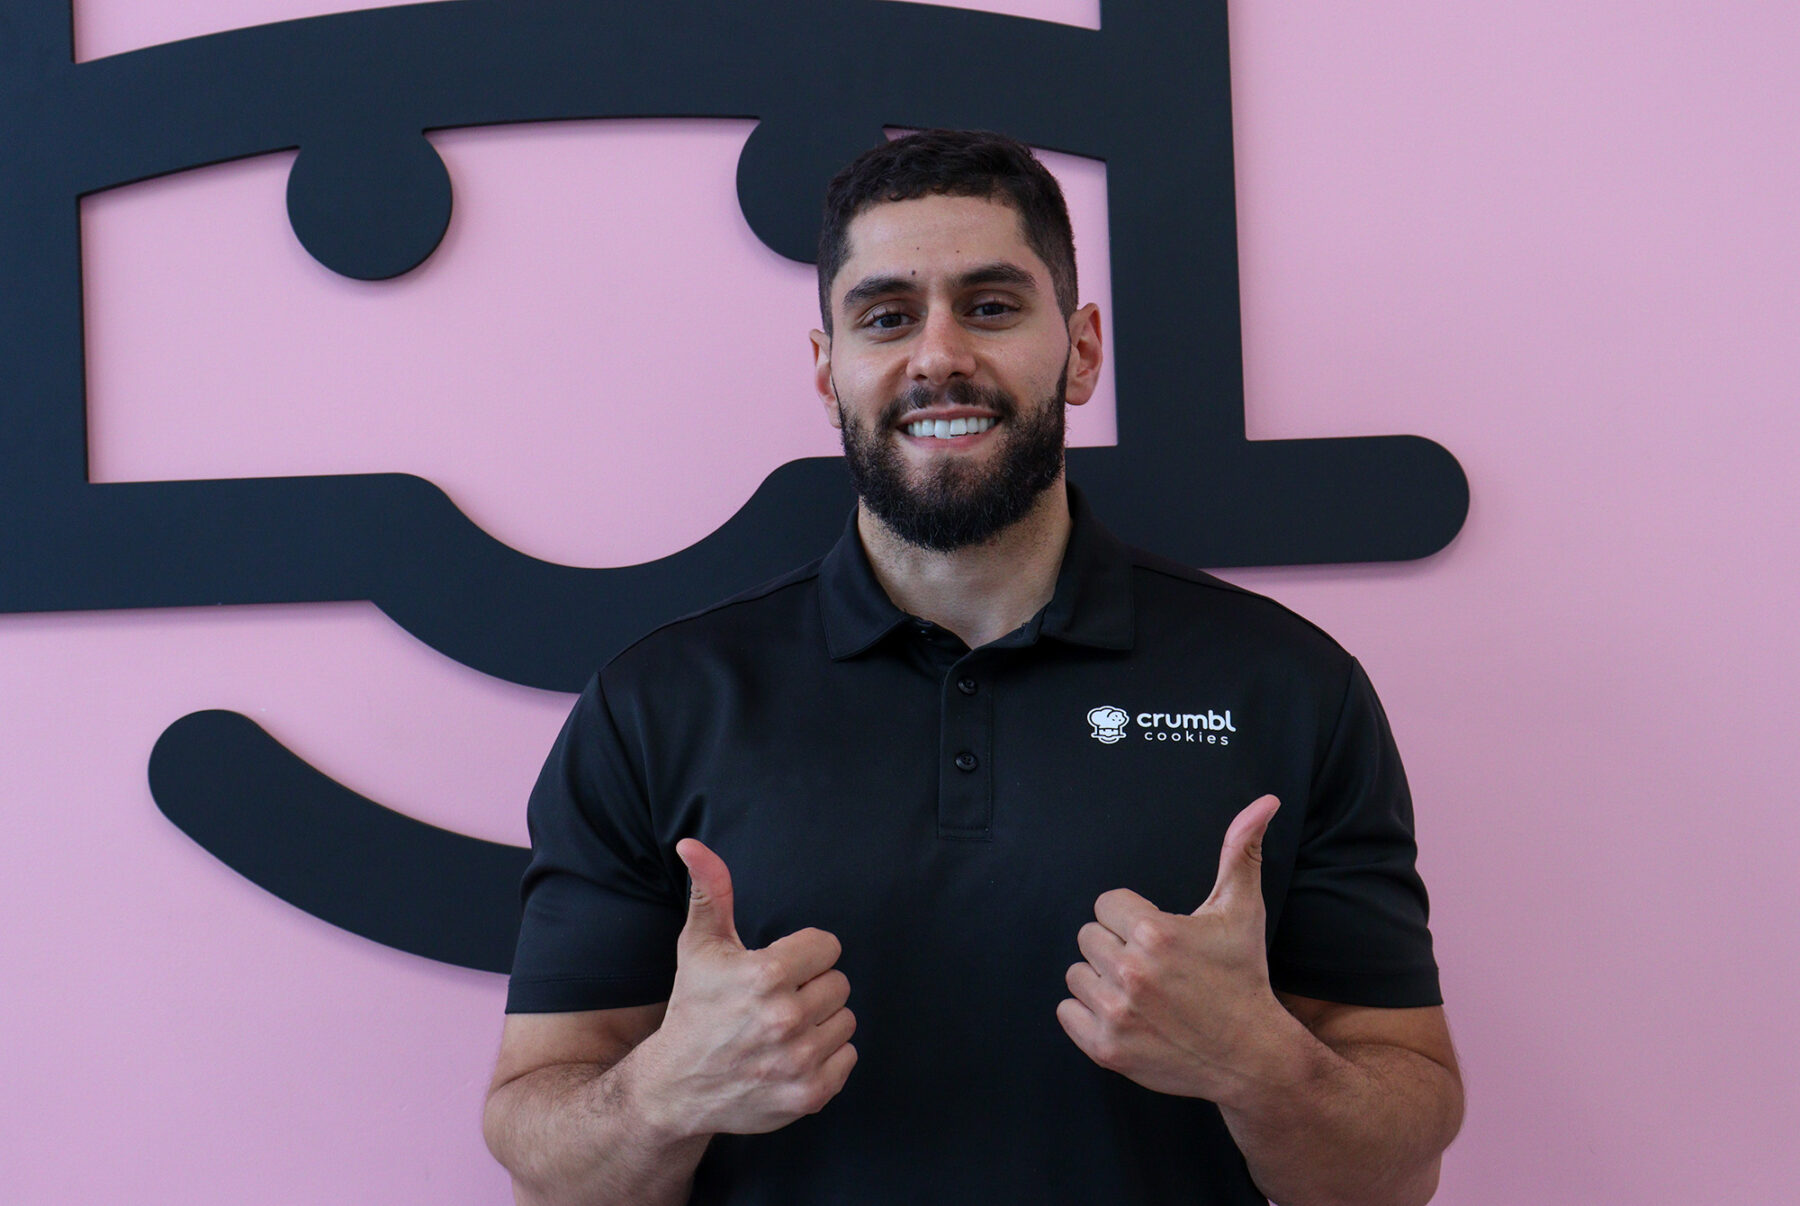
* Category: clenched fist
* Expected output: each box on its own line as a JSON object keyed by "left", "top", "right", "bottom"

{"left": 1057, "top": 795, "right": 1291, "bottom": 1104}
{"left": 631, "top": 838, "right": 858, "bottom": 1137}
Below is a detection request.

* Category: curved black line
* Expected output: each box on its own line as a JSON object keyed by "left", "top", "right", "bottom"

{"left": 148, "top": 709, "right": 529, "bottom": 973}
{"left": 0, "top": 458, "right": 858, "bottom": 692}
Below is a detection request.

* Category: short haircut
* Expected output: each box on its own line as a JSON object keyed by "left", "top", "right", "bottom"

{"left": 817, "top": 129, "right": 1078, "bottom": 335}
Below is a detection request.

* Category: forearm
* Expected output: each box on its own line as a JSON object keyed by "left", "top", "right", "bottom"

{"left": 484, "top": 1043, "right": 711, "bottom": 1206}
{"left": 1218, "top": 1021, "right": 1464, "bottom": 1206}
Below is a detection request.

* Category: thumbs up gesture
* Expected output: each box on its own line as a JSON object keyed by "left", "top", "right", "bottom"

{"left": 630, "top": 839, "right": 857, "bottom": 1137}
{"left": 1057, "top": 795, "right": 1290, "bottom": 1102}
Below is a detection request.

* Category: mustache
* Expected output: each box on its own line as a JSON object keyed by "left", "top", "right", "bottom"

{"left": 880, "top": 380, "right": 1018, "bottom": 427}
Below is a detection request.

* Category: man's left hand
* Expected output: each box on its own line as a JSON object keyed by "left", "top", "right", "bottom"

{"left": 1057, "top": 794, "right": 1303, "bottom": 1104}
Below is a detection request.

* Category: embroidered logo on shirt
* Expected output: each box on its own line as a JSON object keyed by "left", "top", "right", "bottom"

{"left": 1088, "top": 707, "right": 1238, "bottom": 745}
{"left": 1138, "top": 710, "right": 1236, "bottom": 744}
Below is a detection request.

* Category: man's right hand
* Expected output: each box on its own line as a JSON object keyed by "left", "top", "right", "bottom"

{"left": 630, "top": 838, "right": 858, "bottom": 1138}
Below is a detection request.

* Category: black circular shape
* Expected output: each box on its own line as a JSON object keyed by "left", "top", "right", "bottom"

{"left": 286, "top": 133, "right": 453, "bottom": 281}
{"left": 957, "top": 677, "right": 978, "bottom": 695}
{"left": 953, "top": 751, "right": 978, "bottom": 772}
{"left": 735, "top": 118, "right": 885, "bottom": 264}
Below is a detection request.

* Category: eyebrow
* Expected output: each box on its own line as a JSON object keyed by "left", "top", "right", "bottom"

{"left": 838, "top": 261, "right": 1041, "bottom": 315}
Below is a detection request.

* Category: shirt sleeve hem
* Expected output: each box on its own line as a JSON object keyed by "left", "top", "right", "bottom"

{"left": 505, "top": 971, "right": 676, "bottom": 1014}
{"left": 1269, "top": 961, "right": 1443, "bottom": 1009}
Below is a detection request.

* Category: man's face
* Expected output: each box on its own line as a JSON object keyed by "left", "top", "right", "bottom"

{"left": 811, "top": 194, "right": 1101, "bottom": 551}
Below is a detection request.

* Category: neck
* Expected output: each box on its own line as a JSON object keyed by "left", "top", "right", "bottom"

{"left": 857, "top": 479, "right": 1073, "bottom": 649}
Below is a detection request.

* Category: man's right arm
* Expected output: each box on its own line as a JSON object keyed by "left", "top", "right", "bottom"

{"left": 484, "top": 1004, "right": 709, "bottom": 1206}
{"left": 484, "top": 838, "right": 857, "bottom": 1206}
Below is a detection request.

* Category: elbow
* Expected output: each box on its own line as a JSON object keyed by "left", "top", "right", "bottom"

{"left": 1414, "top": 1161, "right": 1442, "bottom": 1205}
{"left": 1368, "top": 1154, "right": 1447, "bottom": 1206}
{"left": 1293, "top": 1170, "right": 1439, "bottom": 1206}
{"left": 481, "top": 1081, "right": 536, "bottom": 1191}
{"left": 481, "top": 1077, "right": 591, "bottom": 1206}
{"left": 480, "top": 1090, "right": 508, "bottom": 1166}
{"left": 1272, "top": 1152, "right": 1446, "bottom": 1206}
{"left": 1399, "top": 1160, "right": 1443, "bottom": 1206}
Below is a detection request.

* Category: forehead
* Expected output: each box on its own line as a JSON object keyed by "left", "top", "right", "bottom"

{"left": 834, "top": 194, "right": 1045, "bottom": 302}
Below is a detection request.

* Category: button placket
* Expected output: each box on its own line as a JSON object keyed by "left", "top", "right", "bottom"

{"left": 936, "top": 653, "right": 993, "bottom": 839}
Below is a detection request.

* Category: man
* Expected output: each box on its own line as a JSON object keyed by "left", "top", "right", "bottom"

{"left": 484, "top": 129, "right": 1462, "bottom": 1205}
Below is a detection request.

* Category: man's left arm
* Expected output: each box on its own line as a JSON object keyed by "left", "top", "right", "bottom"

{"left": 1058, "top": 795, "right": 1464, "bottom": 1206}
{"left": 1223, "top": 992, "right": 1462, "bottom": 1206}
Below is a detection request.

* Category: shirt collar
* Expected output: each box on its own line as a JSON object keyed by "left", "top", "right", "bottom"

{"left": 818, "top": 482, "right": 1136, "bottom": 660}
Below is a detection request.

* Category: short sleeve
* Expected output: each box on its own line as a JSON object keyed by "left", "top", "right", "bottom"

{"left": 1268, "top": 658, "right": 1442, "bottom": 1008}
{"left": 506, "top": 673, "right": 684, "bottom": 1013}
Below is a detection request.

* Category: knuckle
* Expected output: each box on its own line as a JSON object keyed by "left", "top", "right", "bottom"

{"left": 1095, "top": 992, "right": 1133, "bottom": 1029}
{"left": 795, "top": 1080, "right": 834, "bottom": 1115}
{"left": 1130, "top": 919, "right": 1170, "bottom": 952}
{"left": 1114, "top": 958, "right": 1150, "bottom": 995}
{"left": 767, "top": 1051, "right": 808, "bottom": 1083}
{"left": 747, "top": 957, "right": 789, "bottom": 995}
{"left": 760, "top": 998, "right": 805, "bottom": 1037}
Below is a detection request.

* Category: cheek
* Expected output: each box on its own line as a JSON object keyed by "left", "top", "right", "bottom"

{"left": 829, "top": 364, "right": 895, "bottom": 416}
{"left": 1026, "top": 352, "right": 1072, "bottom": 398}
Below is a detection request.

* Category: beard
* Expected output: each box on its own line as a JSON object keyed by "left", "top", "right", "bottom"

{"left": 837, "top": 368, "right": 1068, "bottom": 552}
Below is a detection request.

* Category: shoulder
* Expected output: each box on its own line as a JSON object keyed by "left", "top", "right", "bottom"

{"left": 1124, "top": 546, "right": 1351, "bottom": 668}
{"left": 596, "top": 557, "right": 828, "bottom": 691}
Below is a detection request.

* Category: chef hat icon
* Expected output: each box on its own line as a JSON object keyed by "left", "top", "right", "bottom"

{"left": 1087, "top": 706, "right": 1130, "bottom": 744}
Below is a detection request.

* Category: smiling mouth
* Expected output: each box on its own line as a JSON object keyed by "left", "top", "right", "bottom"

{"left": 903, "top": 416, "right": 998, "bottom": 439}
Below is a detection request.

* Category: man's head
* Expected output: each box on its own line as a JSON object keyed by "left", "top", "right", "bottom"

{"left": 816, "top": 129, "right": 1079, "bottom": 338}
{"left": 811, "top": 131, "right": 1102, "bottom": 553}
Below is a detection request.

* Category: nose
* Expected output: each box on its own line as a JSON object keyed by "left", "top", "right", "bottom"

{"left": 907, "top": 308, "right": 977, "bottom": 387}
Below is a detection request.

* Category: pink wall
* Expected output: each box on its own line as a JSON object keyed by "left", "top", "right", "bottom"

{"left": 6, "top": 2, "right": 1796, "bottom": 1201}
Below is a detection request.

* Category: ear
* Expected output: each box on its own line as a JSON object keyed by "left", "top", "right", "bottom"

{"left": 811, "top": 328, "right": 841, "bottom": 429}
{"left": 1063, "top": 303, "right": 1104, "bottom": 408}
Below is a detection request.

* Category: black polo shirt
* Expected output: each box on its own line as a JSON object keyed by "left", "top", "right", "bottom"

{"left": 509, "top": 486, "right": 1440, "bottom": 1206}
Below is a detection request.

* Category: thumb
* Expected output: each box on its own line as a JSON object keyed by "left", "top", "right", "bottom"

{"left": 1199, "top": 794, "right": 1280, "bottom": 914}
{"left": 676, "top": 838, "right": 741, "bottom": 950}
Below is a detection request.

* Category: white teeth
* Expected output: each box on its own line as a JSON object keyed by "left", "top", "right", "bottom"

{"left": 905, "top": 417, "right": 997, "bottom": 439}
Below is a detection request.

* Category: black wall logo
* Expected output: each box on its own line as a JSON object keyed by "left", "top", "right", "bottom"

{"left": 0, "top": 0, "right": 1467, "bottom": 972}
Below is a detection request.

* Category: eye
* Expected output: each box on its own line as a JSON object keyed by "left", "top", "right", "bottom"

{"left": 861, "top": 307, "right": 915, "bottom": 333}
{"left": 968, "top": 298, "right": 1020, "bottom": 320}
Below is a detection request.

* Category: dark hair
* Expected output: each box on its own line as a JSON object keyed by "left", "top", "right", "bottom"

{"left": 816, "top": 129, "right": 1078, "bottom": 335}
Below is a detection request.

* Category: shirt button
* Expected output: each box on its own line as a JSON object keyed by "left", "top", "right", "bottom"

{"left": 957, "top": 677, "right": 978, "bottom": 695}
{"left": 953, "top": 751, "right": 978, "bottom": 772}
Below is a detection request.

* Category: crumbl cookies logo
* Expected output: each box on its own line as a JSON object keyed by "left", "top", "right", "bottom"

{"left": 1089, "top": 706, "right": 1239, "bottom": 745}
{"left": 1087, "top": 706, "right": 1131, "bottom": 744}
{"left": 1140, "top": 709, "right": 1236, "bottom": 744}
